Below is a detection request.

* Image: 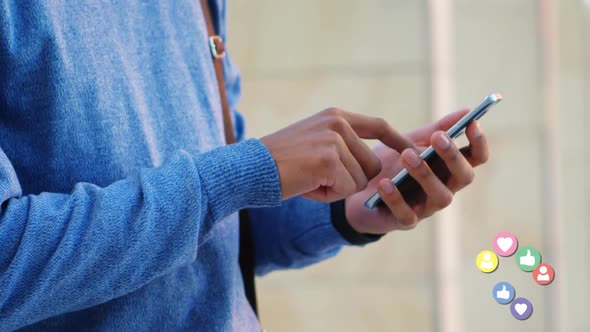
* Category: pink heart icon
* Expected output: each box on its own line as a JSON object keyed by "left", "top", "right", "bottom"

{"left": 493, "top": 232, "right": 518, "bottom": 256}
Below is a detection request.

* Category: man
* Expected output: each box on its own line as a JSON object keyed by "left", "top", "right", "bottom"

{"left": 0, "top": 1, "right": 488, "bottom": 330}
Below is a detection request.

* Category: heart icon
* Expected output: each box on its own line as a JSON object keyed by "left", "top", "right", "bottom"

{"left": 497, "top": 237, "right": 513, "bottom": 252}
{"left": 510, "top": 298, "right": 533, "bottom": 320}
{"left": 493, "top": 232, "right": 518, "bottom": 256}
{"left": 515, "top": 303, "right": 527, "bottom": 316}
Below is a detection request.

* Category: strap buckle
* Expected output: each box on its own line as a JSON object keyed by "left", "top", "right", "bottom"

{"left": 208, "top": 35, "right": 226, "bottom": 59}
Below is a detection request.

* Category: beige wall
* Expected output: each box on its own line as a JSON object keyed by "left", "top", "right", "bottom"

{"left": 227, "top": 0, "right": 589, "bottom": 331}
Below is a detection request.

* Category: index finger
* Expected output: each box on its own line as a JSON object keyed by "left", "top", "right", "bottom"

{"left": 339, "top": 112, "right": 415, "bottom": 153}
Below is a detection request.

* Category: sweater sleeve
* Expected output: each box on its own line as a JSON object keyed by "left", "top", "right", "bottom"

{"left": 0, "top": 139, "right": 281, "bottom": 329}
{"left": 219, "top": 30, "right": 352, "bottom": 275}
{"left": 247, "top": 197, "right": 348, "bottom": 276}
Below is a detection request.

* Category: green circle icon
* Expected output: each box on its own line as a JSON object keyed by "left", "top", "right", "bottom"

{"left": 515, "top": 246, "right": 541, "bottom": 272}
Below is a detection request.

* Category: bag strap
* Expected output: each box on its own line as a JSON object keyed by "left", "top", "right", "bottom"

{"left": 199, "top": 0, "right": 259, "bottom": 317}
{"left": 199, "top": 0, "right": 235, "bottom": 144}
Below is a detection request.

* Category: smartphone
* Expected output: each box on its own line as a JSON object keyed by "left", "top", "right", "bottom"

{"left": 364, "top": 92, "right": 503, "bottom": 209}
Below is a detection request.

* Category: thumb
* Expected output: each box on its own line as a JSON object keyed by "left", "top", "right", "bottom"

{"left": 526, "top": 249, "right": 531, "bottom": 256}
{"left": 406, "top": 109, "right": 469, "bottom": 144}
{"left": 501, "top": 285, "right": 507, "bottom": 291}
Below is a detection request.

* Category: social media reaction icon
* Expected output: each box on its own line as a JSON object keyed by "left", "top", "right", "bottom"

{"left": 476, "top": 250, "right": 499, "bottom": 273}
{"left": 510, "top": 298, "right": 533, "bottom": 320}
{"left": 533, "top": 263, "right": 555, "bottom": 285}
{"left": 492, "top": 281, "right": 515, "bottom": 304}
{"left": 493, "top": 231, "right": 518, "bottom": 257}
{"left": 515, "top": 246, "right": 541, "bottom": 272}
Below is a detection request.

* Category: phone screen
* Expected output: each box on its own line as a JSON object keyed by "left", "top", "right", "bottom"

{"left": 364, "top": 93, "right": 502, "bottom": 209}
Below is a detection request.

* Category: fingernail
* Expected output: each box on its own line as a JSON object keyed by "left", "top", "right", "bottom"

{"left": 473, "top": 121, "right": 482, "bottom": 138}
{"left": 405, "top": 150, "right": 422, "bottom": 168}
{"left": 436, "top": 133, "right": 451, "bottom": 149}
{"left": 380, "top": 180, "right": 394, "bottom": 194}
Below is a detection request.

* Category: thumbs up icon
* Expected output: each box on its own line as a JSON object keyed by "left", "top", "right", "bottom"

{"left": 516, "top": 246, "right": 541, "bottom": 272}
{"left": 493, "top": 282, "right": 515, "bottom": 304}
{"left": 496, "top": 285, "right": 510, "bottom": 300}
{"left": 520, "top": 250, "right": 536, "bottom": 266}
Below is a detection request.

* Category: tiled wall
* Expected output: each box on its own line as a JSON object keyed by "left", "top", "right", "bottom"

{"left": 227, "top": 0, "right": 589, "bottom": 331}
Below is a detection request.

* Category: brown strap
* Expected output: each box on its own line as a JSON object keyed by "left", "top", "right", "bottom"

{"left": 200, "top": 0, "right": 236, "bottom": 145}
{"left": 199, "top": 0, "right": 259, "bottom": 318}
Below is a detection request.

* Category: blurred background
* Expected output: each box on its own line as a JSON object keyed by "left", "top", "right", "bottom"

{"left": 226, "top": 0, "right": 588, "bottom": 331}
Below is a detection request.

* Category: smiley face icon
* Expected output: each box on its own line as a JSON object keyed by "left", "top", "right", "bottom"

{"left": 476, "top": 250, "right": 499, "bottom": 273}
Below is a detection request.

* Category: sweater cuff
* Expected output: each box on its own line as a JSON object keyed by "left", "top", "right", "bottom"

{"left": 195, "top": 138, "right": 282, "bottom": 221}
{"left": 290, "top": 200, "right": 349, "bottom": 255}
{"left": 330, "top": 200, "right": 385, "bottom": 246}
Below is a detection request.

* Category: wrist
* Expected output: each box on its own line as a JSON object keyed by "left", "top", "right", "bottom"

{"left": 330, "top": 200, "right": 384, "bottom": 246}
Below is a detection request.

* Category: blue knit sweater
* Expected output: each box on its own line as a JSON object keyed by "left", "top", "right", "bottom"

{"left": 0, "top": 1, "right": 349, "bottom": 330}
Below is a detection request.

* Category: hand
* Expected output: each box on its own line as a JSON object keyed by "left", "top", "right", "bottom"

{"left": 260, "top": 108, "right": 414, "bottom": 202}
{"left": 344, "top": 109, "right": 490, "bottom": 234}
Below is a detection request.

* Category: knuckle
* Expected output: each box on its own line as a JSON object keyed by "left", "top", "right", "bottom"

{"left": 346, "top": 184, "right": 358, "bottom": 196}
{"left": 417, "top": 164, "right": 431, "bottom": 179}
{"left": 319, "top": 149, "right": 338, "bottom": 170}
{"left": 375, "top": 117, "right": 388, "bottom": 128}
{"left": 357, "top": 177, "right": 369, "bottom": 192}
{"left": 327, "top": 115, "right": 347, "bottom": 132}
{"left": 328, "top": 150, "right": 340, "bottom": 168}
{"left": 400, "top": 217, "right": 417, "bottom": 229}
{"left": 367, "top": 156, "right": 382, "bottom": 178}
{"left": 421, "top": 210, "right": 434, "bottom": 219}
{"left": 446, "top": 146, "right": 460, "bottom": 162}
{"left": 321, "top": 107, "right": 342, "bottom": 117}
{"left": 437, "top": 191, "right": 454, "bottom": 208}
{"left": 374, "top": 117, "right": 388, "bottom": 135}
{"left": 387, "top": 191, "right": 404, "bottom": 206}
{"left": 479, "top": 151, "right": 489, "bottom": 164}
{"left": 322, "top": 130, "right": 341, "bottom": 144}
{"left": 463, "top": 169, "right": 475, "bottom": 186}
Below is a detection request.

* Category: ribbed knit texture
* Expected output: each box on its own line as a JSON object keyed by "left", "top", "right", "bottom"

{"left": 0, "top": 1, "right": 348, "bottom": 330}
{"left": 194, "top": 139, "right": 281, "bottom": 222}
